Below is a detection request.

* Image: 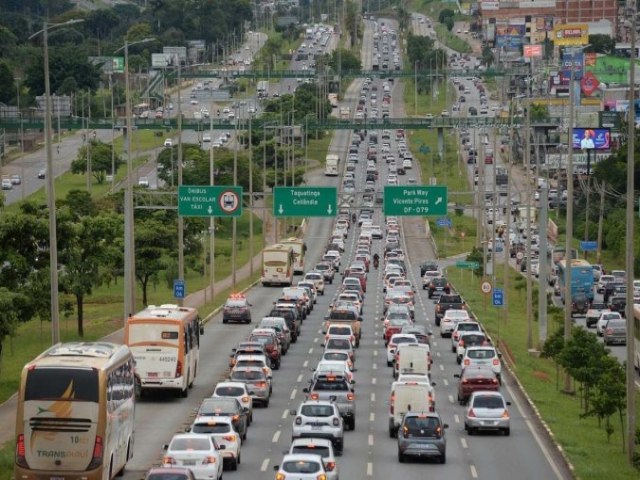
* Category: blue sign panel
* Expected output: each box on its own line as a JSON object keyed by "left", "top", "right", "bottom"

{"left": 436, "top": 217, "right": 452, "bottom": 227}
{"left": 173, "top": 279, "right": 185, "bottom": 299}
{"left": 580, "top": 241, "right": 598, "bottom": 251}
{"left": 493, "top": 288, "right": 504, "bottom": 307}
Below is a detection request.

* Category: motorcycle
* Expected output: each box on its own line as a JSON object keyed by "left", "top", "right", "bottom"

{"left": 373, "top": 256, "right": 379, "bottom": 269}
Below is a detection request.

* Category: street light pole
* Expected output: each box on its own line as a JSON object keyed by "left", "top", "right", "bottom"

{"left": 29, "top": 18, "right": 83, "bottom": 343}
{"left": 177, "top": 63, "right": 185, "bottom": 304}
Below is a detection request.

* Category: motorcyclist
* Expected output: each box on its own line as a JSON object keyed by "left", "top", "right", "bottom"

{"left": 373, "top": 253, "right": 380, "bottom": 269}
{"left": 351, "top": 212, "right": 357, "bottom": 224}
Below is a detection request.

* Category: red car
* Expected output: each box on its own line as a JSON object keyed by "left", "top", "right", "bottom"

{"left": 454, "top": 367, "right": 499, "bottom": 405}
{"left": 384, "top": 318, "right": 413, "bottom": 345}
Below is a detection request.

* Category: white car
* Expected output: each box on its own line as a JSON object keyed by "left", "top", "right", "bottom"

{"left": 287, "top": 438, "right": 340, "bottom": 480}
{"left": 138, "top": 176, "right": 149, "bottom": 188}
{"left": 386, "top": 334, "right": 418, "bottom": 366}
{"left": 273, "top": 453, "right": 329, "bottom": 480}
{"left": 461, "top": 346, "right": 502, "bottom": 383}
{"left": 190, "top": 416, "right": 241, "bottom": 470}
{"left": 597, "top": 311, "right": 623, "bottom": 336}
{"left": 304, "top": 271, "right": 325, "bottom": 295}
{"left": 464, "top": 391, "right": 511, "bottom": 436}
{"left": 450, "top": 321, "right": 481, "bottom": 351}
{"left": 162, "top": 433, "right": 224, "bottom": 479}
{"left": 213, "top": 381, "right": 254, "bottom": 423}
{"left": 440, "top": 309, "right": 471, "bottom": 337}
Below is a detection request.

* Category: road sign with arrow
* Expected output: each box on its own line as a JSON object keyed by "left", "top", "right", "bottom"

{"left": 178, "top": 185, "right": 243, "bottom": 217}
{"left": 273, "top": 186, "right": 337, "bottom": 217}
{"left": 383, "top": 185, "right": 448, "bottom": 216}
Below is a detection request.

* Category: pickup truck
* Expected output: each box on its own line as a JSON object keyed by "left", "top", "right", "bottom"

{"left": 303, "top": 373, "right": 356, "bottom": 430}
{"left": 323, "top": 306, "right": 362, "bottom": 346}
{"left": 434, "top": 294, "right": 466, "bottom": 326}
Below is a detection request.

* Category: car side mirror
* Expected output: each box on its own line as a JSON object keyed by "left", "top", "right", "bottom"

{"left": 324, "top": 316, "right": 329, "bottom": 320}
{"left": 506, "top": 401, "right": 512, "bottom": 406}
{"left": 358, "top": 317, "right": 363, "bottom": 322}
{"left": 248, "top": 391, "right": 255, "bottom": 395}
{"left": 200, "top": 325, "right": 205, "bottom": 335}
{"left": 218, "top": 444, "right": 226, "bottom": 450}
{"left": 162, "top": 444, "right": 169, "bottom": 450}
{"left": 443, "top": 424, "right": 449, "bottom": 429}
{"left": 302, "top": 387, "right": 309, "bottom": 393}
{"left": 273, "top": 466, "right": 280, "bottom": 471}
{"left": 185, "top": 427, "right": 190, "bottom": 432}
{"left": 289, "top": 409, "right": 297, "bottom": 415}
{"left": 431, "top": 382, "right": 437, "bottom": 387}
{"left": 453, "top": 374, "right": 461, "bottom": 378}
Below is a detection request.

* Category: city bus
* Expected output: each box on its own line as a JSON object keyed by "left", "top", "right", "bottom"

{"left": 261, "top": 243, "right": 295, "bottom": 286}
{"left": 632, "top": 304, "right": 640, "bottom": 372}
{"left": 557, "top": 258, "right": 595, "bottom": 303}
{"left": 125, "top": 304, "right": 202, "bottom": 398}
{"left": 280, "top": 237, "right": 307, "bottom": 275}
{"left": 14, "top": 342, "right": 135, "bottom": 480}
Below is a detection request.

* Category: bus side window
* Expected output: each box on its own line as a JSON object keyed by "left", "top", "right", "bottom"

{"left": 184, "top": 327, "right": 190, "bottom": 353}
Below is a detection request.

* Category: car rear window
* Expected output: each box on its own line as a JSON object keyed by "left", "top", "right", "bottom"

{"left": 170, "top": 437, "right": 210, "bottom": 451}
{"left": 467, "top": 349, "right": 495, "bottom": 359}
{"left": 326, "top": 339, "right": 351, "bottom": 349}
{"left": 215, "top": 386, "right": 245, "bottom": 397}
{"left": 291, "top": 446, "right": 331, "bottom": 458}
{"left": 191, "top": 422, "right": 231, "bottom": 434}
{"left": 283, "top": 461, "right": 321, "bottom": 473}
{"left": 301, "top": 405, "right": 334, "bottom": 417}
{"left": 403, "top": 416, "right": 439, "bottom": 437}
{"left": 231, "top": 370, "right": 265, "bottom": 381}
{"left": 313, "top": 380, "right": 349, "bottom": 391}
{"left": 472, "top": 395, "right": 504, "bottom": 409}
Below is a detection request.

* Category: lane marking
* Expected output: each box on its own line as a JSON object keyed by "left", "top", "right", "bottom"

{"left": 260, "top": 458, "right": 270, "bottom": 471}
{"left": 374, "top": 339, "right": 378, "bottom": 345}
{"left": 433, "top": 341, "right": 438, "bottom": 347}
{"left": 448, "top": 394, "right": 454, "bottom": 403}
{"left": 373, "top": 350, "right": 378, "bottom": 356}
{"left": 443, "top": 379, "right": 449, "bottom": 386}
{"left": 439, "top": 365, "right": 444, "bottom": 371}
{"left": 290, "top": 388, "right": 297, "bottom": 400}
{"left": 272, "top": 430, "right": 280, "bottom": 443}
{"left": 367, "top": 462, "right": 373, "bottom": 476}
{"left": 461, "top": 438, "right": 468, "bottom": 449}
{"left": 371, "top": 393, "right": 376, "bottom": 402}
{"left": 314, "top": 337, "right": 319, "bottom": 343}
{"left": 470, "top": 465, "right": 478, "bottom": 478}
{"left": 297, "top": 374, "right": 303, "bottom": 383}
{"left": 282, "top": 409, "right": 288, "bottom": 420}
{"left": 436, "top": 351, "right": 441, "bottom": 357}
{"left": 308, "top": 347, "right": 314, "bottom": 354}
{"left": 373, "top": 363, "right": 377, "bottom": 370}
{"left": 454, "top": 414, "right": 460, "bottom": 423}
{"left": 303, "top": 360, "right": 308, "bottom": 368}
{"left": 369, "top": 412, "right": 375, "bottom": 422}
{"left": 372, "top": 377, "right": 377, "bottom": 385}
{"left": 368, "top": 434, "right": 374, "bottom": 446}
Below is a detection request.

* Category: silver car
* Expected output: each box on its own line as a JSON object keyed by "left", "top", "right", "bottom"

{"left": 290, "top": 400, "right": 344, "bottom": 455}
{"left": 230, "top": 366, "right": 271, "bottom": 407}
{"left": 397, "top": 412, "right": 448, "bottom": 463}
{"left": 603, "top": 318, "right": 627, "bottom": 345}
{"left": 464, "top": 391, "right": 511, "bottom": 436}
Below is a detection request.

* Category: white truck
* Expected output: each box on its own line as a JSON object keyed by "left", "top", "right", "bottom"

{"left": 340, "top": 107, "right": 350, "bottom": 120}
{"left": 257, "top": 80, "right": 268, "bottom": 98}
{"left": 325, "top": 154, "right": 340, "bottom": 176}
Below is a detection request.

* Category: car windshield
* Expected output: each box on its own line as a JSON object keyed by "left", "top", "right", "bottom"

{"left": 403, "top": 416, "right": 439, "bottom": 437}
{"left": 301, "top": 405, "right": 335, "bottom": 417}
{"left": 215, "top": 386, "right": 245, "bottom": 396}
{"left": 191, "top": 422, "right": 231, "bottom": 434}
{"left": 472, "top": 396, "right": 505, "bottom": 409}
{"left": 457, "top": 323, "right": 479, "bottom": 332}
{"left": 147, "top": 474, "right": 191, "bottom": 480}
{"left": 314, "top": 379, "right": 349, "bottom": 391}
{"left": 329, "top": 327, "right": 352, "bottom": 335}
{"left": 198, "top": 399, "right": 237, "bottom": 415}
{"left": 324, "top": 352, "right": 348, "bottom": 361}
{"left": 282, "top": 460, "right": 321, "bottom": 474}
{"left": 226, "top": 300, "right": 247, "bottom": 307}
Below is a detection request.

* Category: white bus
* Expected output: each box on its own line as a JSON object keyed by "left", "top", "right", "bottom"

{"left": 280, "top": 237, "right": 308, "bottom": 275}
{"left": 261, "top": 243, "right": 295, "bottom": 286}
{"left": 325, "top": 154, "right": 340, "bottom": 176}
{"left": 14, "top": 342, "right": 135, "bottom": 480}
{"left": 125, "top": 304, "right": 202, "bottom": 398}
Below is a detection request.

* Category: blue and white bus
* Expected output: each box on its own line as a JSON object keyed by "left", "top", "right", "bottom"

{"left": 557, "top": 258, "right": 594, "bottom": 303}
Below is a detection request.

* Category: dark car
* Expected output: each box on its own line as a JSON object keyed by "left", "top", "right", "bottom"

{"left": 427, "top": 277, "right": 451, "bottom": 298}
{"left": 609, "top": 295, "right": 627, "bottom": 316}
{"left": 397, "top": 412, "right": 448, "bottom": 464}
{"left": 270, "top": 306, "right": 301, "bottom": 341}
{"left": 570, "top": 292, "right": 589, "bottom": 317}
{"left": 222, "top": 293, "right": 252, "bottom": 324}
{"left": 419, "top": 261, "right": 439, "bottom": 277}
{"left": 248, "top": 329, "right": 282, "bottom": 369}
{"left": 197, "top": 396, "right": 248, "bottom": 440}
{"left": 454, "top": 366, "right": 499, "bottom": 404}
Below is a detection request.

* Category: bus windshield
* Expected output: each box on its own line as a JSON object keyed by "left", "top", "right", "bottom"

{"left": 25, "top": 368, "right": 99, "bottom": 402}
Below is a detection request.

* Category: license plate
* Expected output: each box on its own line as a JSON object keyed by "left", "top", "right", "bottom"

{"left": 312, "top": 425, "right": 323, "bottom": 430}
{"left": 413, "top": 443, "right": 436, "bottom": 450}
{"left": 182, "top": 460, "right": 196, "bottom": 466}
{"left": 50, "top": 477, "right": 65, "bottom": 480}
{"left": 481, "top": 421, "right": 498, "bottom": 426}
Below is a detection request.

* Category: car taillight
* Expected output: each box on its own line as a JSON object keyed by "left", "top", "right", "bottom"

{"left": 232, "top": 415, "right": 239, "bottom": 421}
{"left": 333, "top": 417, "right": 340, "bottom": 426}
{"left": 491, "top": 378, "right": 498, "bottom": 384}
{"left": 231, "top": 359, "right": 237, "bottom": 366}
{"left": 463, "top": 359, "right": 470, "bottom": 366}
{"left": 276, "top": 474, "right": 286, "bottom": 480}
{"left": 310, "top": 393, "right": 319, "bottom": 400}
{"left": 317, "top": 474, "right": 327, "bottom": 480}
{"left": 241, "top": 396, "right": 250, "bottom": 403}
{"left": 467, "top": 408, "right": 476, "bottom": 417}
{"left": 325, "top": 461, "right": 336, "bottom": 471}
{"left": 163, "top": 456, "right": 176, "bottom": 465}
{"left": 390, "top": 394, "right": 395, "bottom": 414}
{"left": 202, "top": 456, "right": 217, "bottom": 465}
{"left": 15, "top": 434, "right": 27, "bottom": 468}
{"left": 175, "top": 360, "right": 183, "bottom": 377}
{"left": 87, "top": 435, "right": 104, "bottom": 469}
{"left": 256, "top": 382, "right": 267, "bottom": 388}
{"left": 223, "top": 435, "right": 236, "bottom": 442}
{"left": 347, "top": 392, "right": 355, "bottom": 401}
{"left": 493, "top": 359, "right": 500, "bottom": 366}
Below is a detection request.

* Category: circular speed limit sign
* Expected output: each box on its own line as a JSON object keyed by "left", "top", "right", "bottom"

{"left": 481, "top": 281, "right": 492, "bottom": 295}
{"left": 219, "top": 190, "right": 240, "bottom": 214}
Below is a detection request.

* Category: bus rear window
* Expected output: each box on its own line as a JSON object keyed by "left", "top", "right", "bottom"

{"left": 25, "top": 368, "right": 99, "bottom": 402}
{"left": 128, "top": 324, "right": 180, "bottom": 345}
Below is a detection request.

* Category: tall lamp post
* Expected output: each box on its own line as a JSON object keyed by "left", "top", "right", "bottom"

{"left": 29, "top": 18, "right": 84, "bottom": 344}
{"left": 115, "top": 37, "right": 154, "bottom": 319}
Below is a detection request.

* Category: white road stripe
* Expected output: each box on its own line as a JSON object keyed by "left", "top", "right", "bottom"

{"left": 470, "top": 465, "right": 478, "bottom": 478}
{"left": 372, "top": 377, "right": 377, "bottom": 385}
{"left": 372, "top": 363, "right": 377, "bottom": 370}
{"left": 454, "top": 414, "right": 460, "bottom": 423}
{"left": 290, "top": 388, "right": 297, "bottom": 400}
{"left": 439, "top": 364, "right": 444, "bottom": 371}
{"left": 374, "top": 339, "right": 378, "bottom": 345}
{"left": 297, "top": 374, "right": 303, "bottom": 383}
{"left": 272, "top": 430, "right": 280, "bottom": 443}
{"left": 303, "top": 360, "right": 308, "bottom": 368}
{"left": 368, "top": 434, "right": 374, "bottom": 446}
{"left": 371, "top": 393, "right": 376, "bottom": 402}
{"left": 448, "top": 394, "right": 454, "bottom": 403}
{"left": 369, "top": 412, "right": 375, "bottom": 422}
{"left": 308, "top": 347, "right": 314, "bottom": 354}
{"left": 433, "top": 341, "right": 438, "bottom": 347}
{"left": 314, "top": 337, "right": 319, "bottom": 343}
{"left": 367, "top": 462, "right": 373, "bottom": 476}
{"left": 282, "top": 409, "right": 288, "bottom": 420}
{"left": 436, "top": 351, "right": 441, "bottom": 357}
{"left": 260, "top": 458, "right": 270, "bottom": 471}
{"left": 461, "top": 438, "right": 468, "bottom": 449}
{"left": 373, "top": 350, "right": 378, "bottom": 356}
{"left": 443, "top": 379, "right": 449, "bottom": 386}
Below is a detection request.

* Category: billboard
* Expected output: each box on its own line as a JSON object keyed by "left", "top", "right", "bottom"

{"left": 553, "top": 24, "right": 588, "bottom": 46}
{"left": 151, "top": 53, "right": 170, "bottom": 68}
{"left": 495, "top": 25, "right": 525, "bottom": 50}
{"left": 523, "top": 45, "right": 543, "bottom": 58}
{"left": 572, "top": 128, "right": 611, "bottom": 150}
{"left": 561, "top": 48, "right": 584, "bottom": 80}
{"left": 88, "top": 56, "right": 124, "bottom": 74}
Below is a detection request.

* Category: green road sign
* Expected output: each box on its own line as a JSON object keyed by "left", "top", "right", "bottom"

{"left": 419, "top": 145, "right": 430, "bottom": 154}
{"left": 273, "top": 186, "right": 337, "bottom": 217}
{"left": 456, "top": 261, "right": 480, "bottom": 269}
{"left": 178, "top": 185, "right": 243, "bottom": 217}
{"left": 383, "top": 185, "right": 448, "bottom": 216}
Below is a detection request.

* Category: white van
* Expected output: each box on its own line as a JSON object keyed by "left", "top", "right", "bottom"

{"left": 388, "top": 381, "right": 435, "bottom": 437}
{"left": 394, "top": 343, "right": 431, "bottom": 379}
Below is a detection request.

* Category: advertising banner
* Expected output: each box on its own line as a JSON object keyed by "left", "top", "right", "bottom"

{"left": 553, "top": 24, "right": 588, "bottom": 46}
{"left": 561, "top": 49, "right": 584, "bottom": 80}
{"left": 580, "top": 71, "right": 600, "bottom": 96}
{"left": 523, "top": 45, "right": 543, "bottom": 58}
{"left": 571, "top": 128, "right": 611, "bottom": 150}
{"left": 495, "top": 25, "right": 525, "bottom": 50}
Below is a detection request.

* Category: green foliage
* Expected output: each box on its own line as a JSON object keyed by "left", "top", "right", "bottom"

{"left": 466, "top": 246, "right": 484, "bottom": 276}
{"left": 586, "top": 35, "right": 615, "bottom": 55}
{"left": 0, "top": 61, "right": 13, "bottom": 103}
{"left": 325, "top": 48, "right": 362, "bottom": 72}
{"left": 442, "top": 16, "right": 454, "bottom": 31}
{"left": 482, "top": 45, "right": 494, "bottom": 67}
{"left": 438, "top": 8, "right": 455, "bottom": 24}
{"left": 529, "top": 104, "right": 550, "bottom": 122}
{"left": 71, "top": 140, "right": 123, "bottom": 184}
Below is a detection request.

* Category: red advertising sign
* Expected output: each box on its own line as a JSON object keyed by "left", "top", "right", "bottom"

{"left": 523, "top": 45, "right": 543, "bottom": 58}
{"left": 581, "top": 71, "right": 600, "bottom": 96}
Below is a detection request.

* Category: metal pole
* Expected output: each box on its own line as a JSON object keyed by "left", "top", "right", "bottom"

{"left": 538, "top": 186, "right": 548, "bottom": 344}
{"left": 110, "top": 75, "right": 115, "bottom": 190}
{"left": 563, "top": 67, "right": 575, "bottom": 393}
{"left": 124, "top": 40, "right": 136, "bottom": 317}
{"left": 209, "top": 109, "right": 215, "bottom": 302}
{"left": 249, "top": 115, "right": 254, "bottom": 276}
{"left": 525, "top": 97, "right": 533, "bottom": 351}
{"left": 178, "top": 63, "right": 185, "bottom": 305}
{"left": 596, "top": 181, "right": 605, "bottom": 264}
{"left": 625, "top": 2, "right": 637, "bottom": 462}
{"left": 43, "top": 23, "right": 61, "bottom": 343}
{"left": 414, "top": 60, "right": 418, "bottom": 115}
{"left": 232, "top": 107, "right": 238, "bottom": 288}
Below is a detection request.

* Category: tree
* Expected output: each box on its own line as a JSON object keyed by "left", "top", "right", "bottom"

{"left": 24, "top": 46, "right": 101, "bottom": 95}
{"left": 0, "top": 25, "right": 17, "bottom": 59}
{"left": 71, "top": 139, "right": 123, "bottom": 184}
{"left": 443, "top": 16, "right": 454, "bottom": 32}
{"left": 586, "top": 34, "right": 615, "bottom": 54}
{"left": 529, "top": 104, "right": 550, "bottom": 122}
{"left": 481, "top": 45, "right": 494, "bottom": 68}
{"left": 0, "top": 61, "right": 14, "bottom": 103}
{"left": 438, "top": 8, "right": 455, "bottom": 24}
{"left": 541, "top": 327, "right": 565, "bottom": 389}
{"left": 327, "top": 48, "right": 362, "bottom": 72}
{"left": 59, "top": 212, "right": 123, "bottom": 336}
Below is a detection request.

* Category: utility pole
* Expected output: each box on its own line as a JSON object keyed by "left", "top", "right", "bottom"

{"left": 624, "top": 1, "right": 637, "bottom": 463}
{"left": 209, "top": 107, "right": 215, "bottom": 303}
{"left": 177, "top": 63, "right": 185, "bottom": 305}
{"left": 525, "top": 96, "right": 533, "bottom": 351}
{"left": 249, "top": 115, "right": 254, "bottom": 276}
{"left": 596, "top": 181, "right": 605, "bottom": 265}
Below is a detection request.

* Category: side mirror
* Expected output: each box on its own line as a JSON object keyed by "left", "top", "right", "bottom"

{"left": 302, "top": 387, "right": 309, "bottom": 393}
{"left": 289, "top": 409, "right": 297, "bottom": 416}
{"left": 453, "top": 374, "right": 461, "bottom": 378}
{"left": 248, "top": 390, "right": 255, "bottom": 395}
{"left": 443, "top": 424, "right": 449, "bottom": 429}
{"left": 351, "top": 380, "right": 356, "bottom": 385}
{"left": 506, "top": 401, "right": 512, "bottom": 406}
{"left": 162, "top": 444, "right": 169, "bottom": 450}
{"left": 358, "top": 317, "right": 363, "bottom": 322}
{"left": 273, "top": 466, "right": 280, "bottom": 472}
{"left": 218, "top": 444, "right": 226, "bottom": 450}
{"left": 184, "top": 427, "right": 190, "bottom": 433}
{"left": 431, "top": 382, "right": 437, "bottom": 387}
{"left": 200, "top": 325, "right": 205, "bottom": 335}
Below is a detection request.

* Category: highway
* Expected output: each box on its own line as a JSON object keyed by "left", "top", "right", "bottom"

{"left": 113, "top": 16, "right": 573, "bottom": 480}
